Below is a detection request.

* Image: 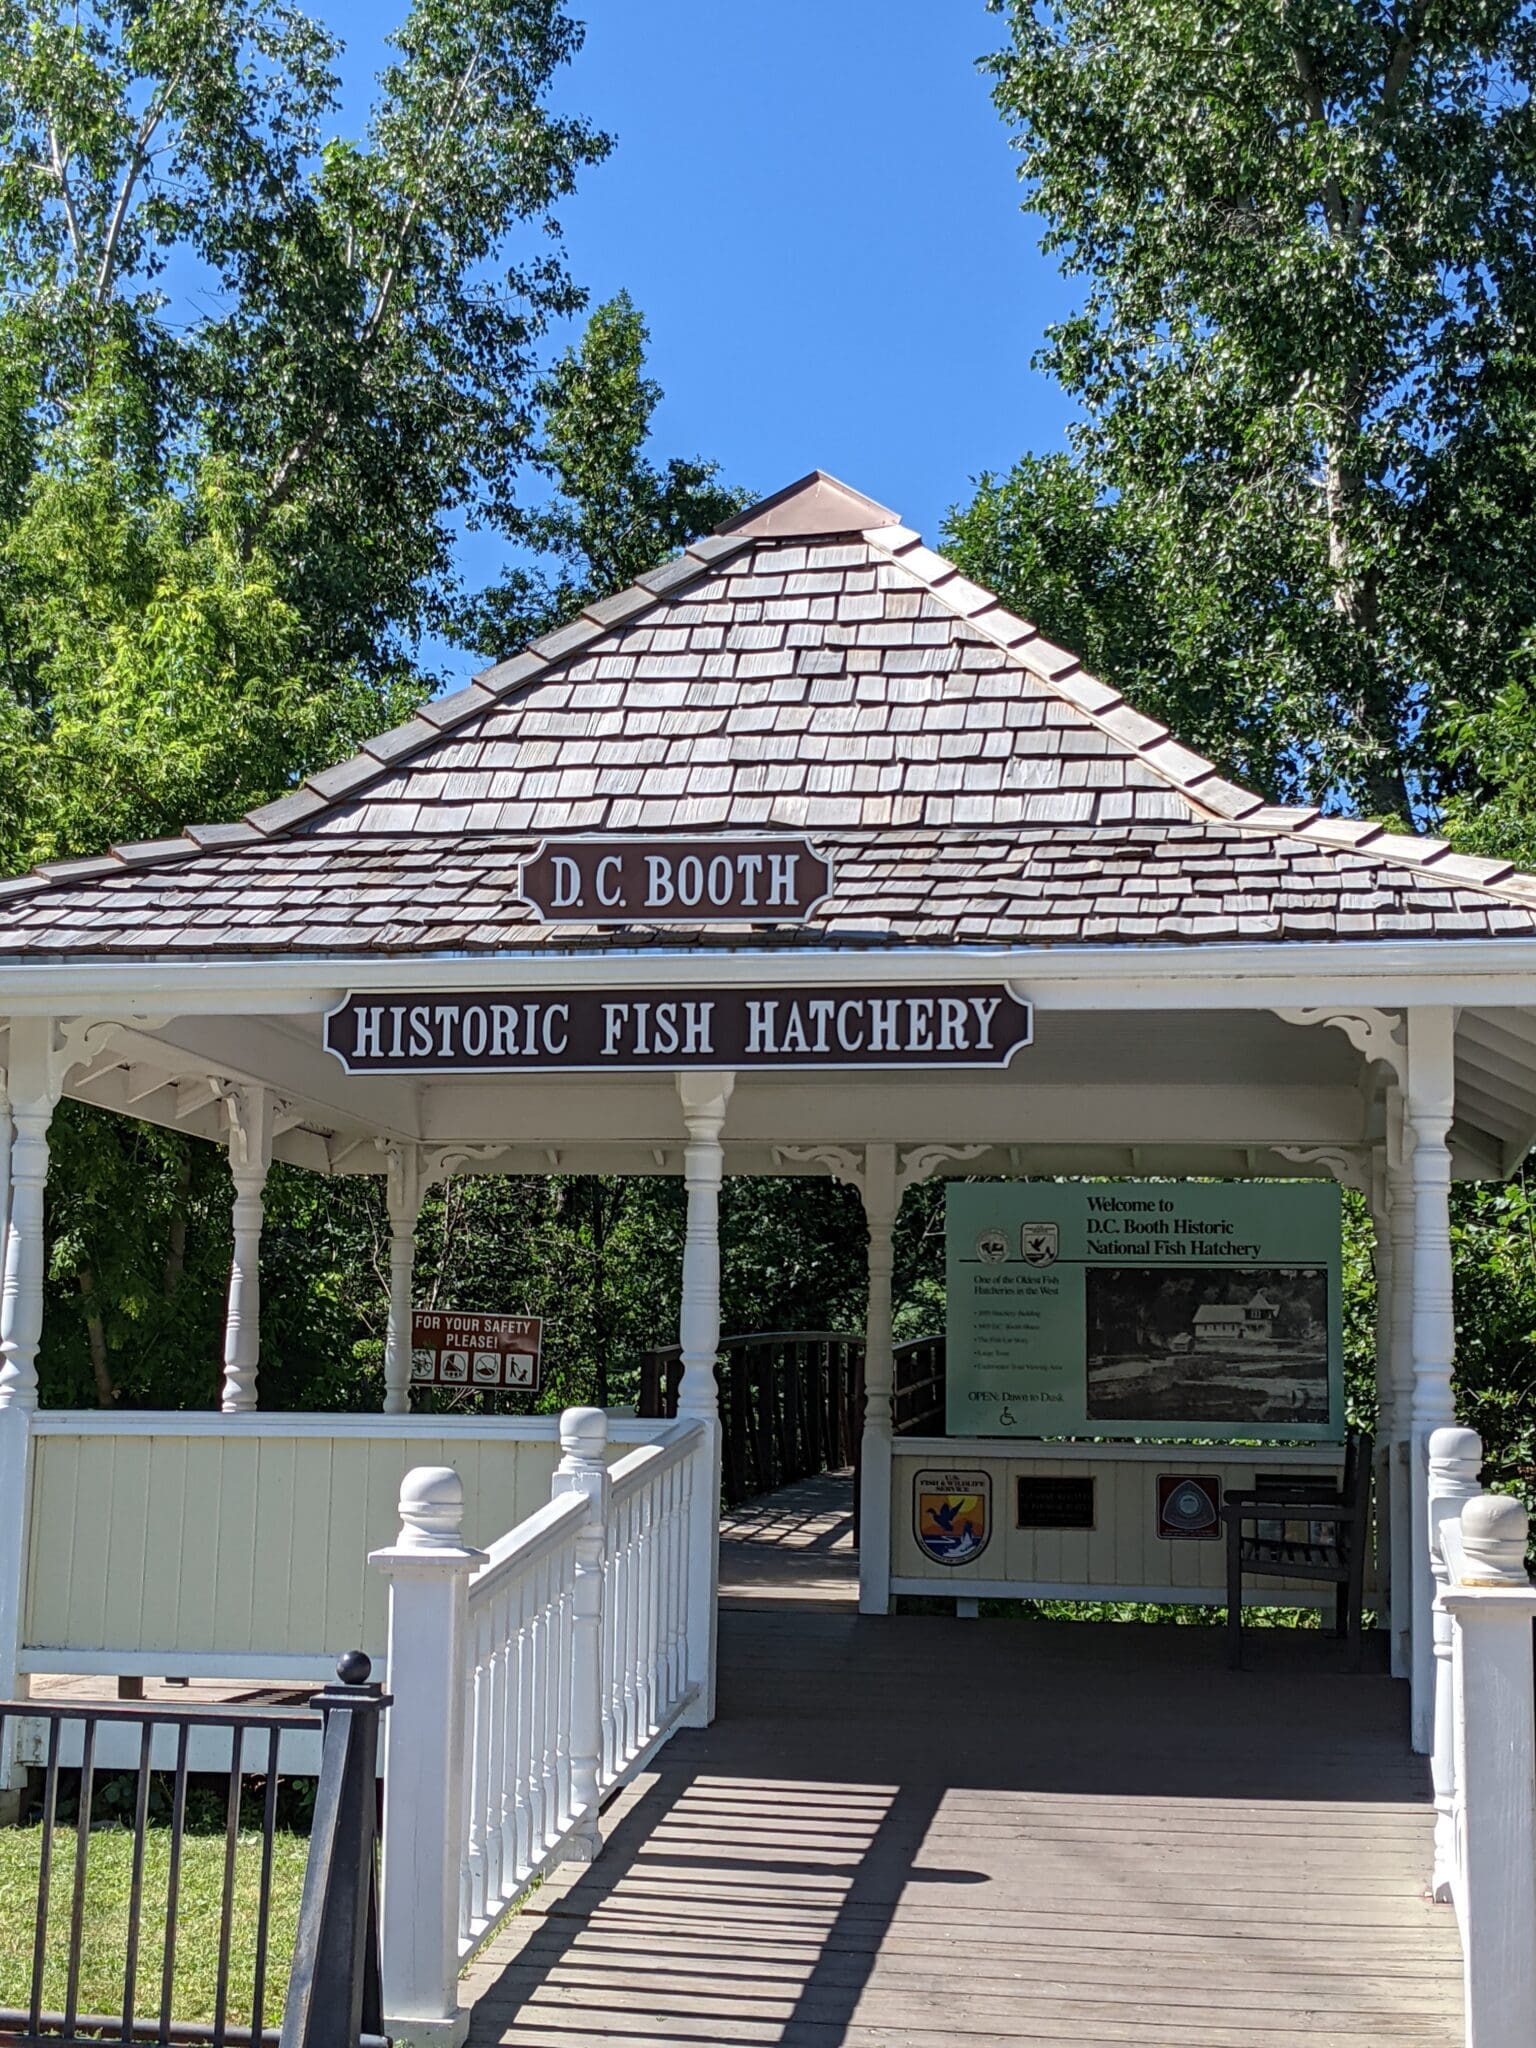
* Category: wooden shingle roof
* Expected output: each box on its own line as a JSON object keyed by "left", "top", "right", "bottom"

{"left": 3, "top": 470, "right": 1534, "bottom": 955}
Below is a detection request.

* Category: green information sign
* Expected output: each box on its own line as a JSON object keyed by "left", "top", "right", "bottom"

{"left": 945, "top": 1182, "right": 1344, "bottom": 1442}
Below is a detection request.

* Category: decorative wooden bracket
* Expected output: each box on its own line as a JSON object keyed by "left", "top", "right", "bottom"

{"left": 1271, "top": 1143, "right": 1374, "bottom": 1196}
{"left": 773, "top": 1142, "right": 990, "bottom": 1201}
{"left": 1272, "top": 1007, "right": 1407, "bottom": 1085}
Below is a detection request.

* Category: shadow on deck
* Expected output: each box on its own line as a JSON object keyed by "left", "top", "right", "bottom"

{"left": 463, "top": 1472, "right": 1462, "bottom": 2047}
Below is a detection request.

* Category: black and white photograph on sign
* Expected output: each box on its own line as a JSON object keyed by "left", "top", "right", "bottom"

{"left": 1085, "top": 1266, "right": 1331, "bottom": 1426}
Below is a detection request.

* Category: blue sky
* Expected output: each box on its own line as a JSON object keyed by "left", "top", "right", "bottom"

{"left": 327, "top": 1, "right": 1079, "bottom": 666}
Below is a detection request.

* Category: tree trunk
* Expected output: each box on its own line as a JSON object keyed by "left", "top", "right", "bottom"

{"left": 163, "top": 1148, "right": 192, "bottom": 1298}
{"left": 77, "top": 1265, "right": 116, "bottom": 1407}
{"left": 1323, "top": 440, "right": 1412, "bottom": 820}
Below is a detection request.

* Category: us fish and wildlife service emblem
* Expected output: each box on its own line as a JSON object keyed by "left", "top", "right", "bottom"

{"left": 1020, "top": 1221, "right": 1058, "bottom": 1266}
{"left": 914, "top": 1469, "right": 992, "bottom": 1567}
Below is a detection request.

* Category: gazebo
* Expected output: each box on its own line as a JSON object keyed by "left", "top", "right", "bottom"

{"left": 2, "top": 468, "right": 1536, "bottom": 1769}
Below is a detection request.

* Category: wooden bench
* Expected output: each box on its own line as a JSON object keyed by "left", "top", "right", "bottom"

{"left": 1222, "top": 1434, "right": 1373, "bottom": 1669}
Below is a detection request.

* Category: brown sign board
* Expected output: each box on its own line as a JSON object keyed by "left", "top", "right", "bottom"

{"left": 326, "top": 986, "right": 1032, "bottom": 1074}
{"left": 411, "top": 1310, "right": 543, "bottom": 1392}
{"left": 518, "top": 837, "right": 832, "bottom": 924}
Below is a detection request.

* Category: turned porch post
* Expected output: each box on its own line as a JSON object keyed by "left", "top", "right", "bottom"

{"left": 220, "top": 1083, "right": 274, "bottom": 1414}
{"left": 0, "top": 1069, "right": 11, "bottom": 1315}
{"left": 676, "top": 1072, "right": 733, "bottom": 1727}
{"left": 1386, "top": 1088, "right": 1416, "bottom": 1682}
{"left": 0, "top": 1050, "right": 25, "bottom": 1753}
{"left": 0, "top": 1020, "right": 67, "bottom": 1413}
{"left": 859, "top": 1143, "right": 898, "bottom": 1617}
{"left": 1367, "top": 1149, "right": 1395, "bottom": 1637}
{"left": 1407, "top": 1008, "right": 1457, "bottom": 1752}
{"left": 383, "top": 1145, "right": 424, "bottom": 1415}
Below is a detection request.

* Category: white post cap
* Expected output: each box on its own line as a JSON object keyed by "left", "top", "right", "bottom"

{"left": 1459, "top": 1493, "right": 1532, "bottom": 1587}
{"left": 559, "top": 1406, "right": 609, "bottom": 1463}
{"left": 396, "top": 1465, "right": 466, "bottom": 1550}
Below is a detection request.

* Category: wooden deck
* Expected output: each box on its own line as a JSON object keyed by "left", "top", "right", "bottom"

{"left": 465, "top": 1471, "right": 1462, "bottom": 2046}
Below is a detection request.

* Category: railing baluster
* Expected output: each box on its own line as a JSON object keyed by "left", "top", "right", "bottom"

{"left": 502, "top": 1586, "right": 521, "bottom": 1890}
{"left": 542, "top": 1558, "right": 561, "bottom": 1841}
{"left": 212, "top": 1721, "right": 244, "bottom": 2047}
{"left": 513, "top": 1578, "right": 532, "bottom": 1878}
{"left": 556, "top": 1558, "right": 575, "bottom": 1832}
{"left": 527, "top": 1560, "right": 547, "bottom": 1859}
{"left": 160, "top": 1720, "right": 191, "bottom": 2044}
{"left": 466, "top": 1600, "right": 490, "bottom": 1925}
{"left": 251, "top": 1725, "right": 281, "bottom": 2045}
{"left": 625, "top": 1493, "right": 642, "bottom": 1766}
{"left": 63, "top": 1713, "right": 97, "bottom": 2038}
{"left": 121, "top": 1717, "right": 155, "bottom": 2041}
{"left": 31, "top": 1714, "right": 62, "bottom": 2034}
{"left": 485, "top": 1588, "right": 508, "bottom": 1911}
{"left": 606, "top": 1515, "right": 622, "bottom": 1785}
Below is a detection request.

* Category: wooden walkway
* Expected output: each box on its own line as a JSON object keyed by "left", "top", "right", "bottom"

{"left": 463, "top": 1473, "right": 1463, "bottom": 2047}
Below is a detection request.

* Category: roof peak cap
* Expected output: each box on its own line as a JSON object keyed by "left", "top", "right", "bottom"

{"left": 714, "top": 469, "right": 901, "bottom": 540}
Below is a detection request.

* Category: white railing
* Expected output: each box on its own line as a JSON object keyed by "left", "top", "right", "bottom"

{"left": 602, "top": 1426, "right": 698, "bottom": 1783}
{"left": 461, "top": 1492, "right": 586, "bottom": 1948}
{"left": 1426, "top": 1426, "right": 1536, "bottom": 2048}
{"left": 371, "top": 1405, "right": 713, "bottom": 2045}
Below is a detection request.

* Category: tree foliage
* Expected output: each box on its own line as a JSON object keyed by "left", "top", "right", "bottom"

{"left": 953, "top": 1, "right": 1536, "bottom": 1496}
{"left": 952, "top": 0, "right": 1536, "bottom": 820}
{"left": 461, "top": 290, "right": 747, "bottom": 659}
{"left": 0, "top": 0, "right": 609, "bottom": 861}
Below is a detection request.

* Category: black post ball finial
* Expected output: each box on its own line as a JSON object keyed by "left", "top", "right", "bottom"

{"left": 336, "top": 1649, "right": 372, "bottom": 1687}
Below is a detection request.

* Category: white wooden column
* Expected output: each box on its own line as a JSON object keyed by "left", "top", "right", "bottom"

{"left": 0, "top": 1020, "right": 67, "bottom": 1413}
{"left": 0, "top": 1068, "right": 12, "bottom": 1320}
{"left": 859, "top": 1143, "right": 898, "bottom": 1617}
{"left": 1407, "top": 1007, "right": 1457, "bottom": 1752}
{"left": 384, "top": 1145, "right": 424, "bottom": 1415}
{"left": 676, "top": 1072, "right": 732, "bottom": 1728}
{"left": 1366, "top": 1149, "right": 1395, "bottom": 1642}
{"left": 0, "top": 1054, "right": 21, "bottom": 1760}
{"left": 1386, "top": 1136, "right": 1415, "bottom": 1681}
{"left": 0, "top": 1017, "right": 117, "bottom": 1784}
{"left": 220, "top": 1083, "right": 273, "bottom": 1414}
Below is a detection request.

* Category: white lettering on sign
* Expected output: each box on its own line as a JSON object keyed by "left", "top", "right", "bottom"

{"left": 517, "top": 837, "right": 832, "bottom": 924}
{"left": 327, "top": 986, "right": 1032, "bottom": 1074}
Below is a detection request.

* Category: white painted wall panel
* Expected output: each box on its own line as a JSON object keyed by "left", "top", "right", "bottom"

{"left": 21, "top": 1417, "right": 632, "bottom": 1668}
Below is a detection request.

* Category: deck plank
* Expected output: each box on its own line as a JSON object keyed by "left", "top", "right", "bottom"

{"left": 464, "top": 1473, "right": 1461, "bottom": 2045}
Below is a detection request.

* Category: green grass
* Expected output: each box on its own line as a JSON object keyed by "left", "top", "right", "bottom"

{"left": 0, "top": 1824, "right": 308, "bottom": 2029}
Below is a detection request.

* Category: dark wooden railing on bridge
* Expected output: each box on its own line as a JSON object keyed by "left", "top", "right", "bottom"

{"left": 0, "top": 1653, "right": 386, "bottom": 2048}
{"left": 638, "top": 1331, "right": 947, "bottom": 1507}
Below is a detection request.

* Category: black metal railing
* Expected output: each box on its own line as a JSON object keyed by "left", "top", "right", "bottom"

{"left": 0, "top": 1654, "right": 387, "bottom": 2048}
{"left": 638, "top": 1330, "right": 948, "bottom": 1508}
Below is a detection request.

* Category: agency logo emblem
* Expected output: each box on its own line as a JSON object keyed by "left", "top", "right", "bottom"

{"left": 1157, "top": 1474, "right": 1221, "bottom": 1540}
{"left": 914, "top": 1469, "right": 992, "bottom": 1567}
{"left": 1020, "top": 1221, "right": 1059, "bottom": 1266}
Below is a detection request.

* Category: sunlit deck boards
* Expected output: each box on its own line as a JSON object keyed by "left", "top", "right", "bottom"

{"left": 463, "top": 1473, "right": 1461, "bottom": 2047}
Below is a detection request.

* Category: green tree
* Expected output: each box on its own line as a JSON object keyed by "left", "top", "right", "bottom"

{"left": 0, "top": 0, "right": 610, "bottom": 860}
{"left": 952, "top": 1, "right": 1536, "bottom": 818}
{"left": 463, "top": 290, "right": 748, "bottom": 658}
